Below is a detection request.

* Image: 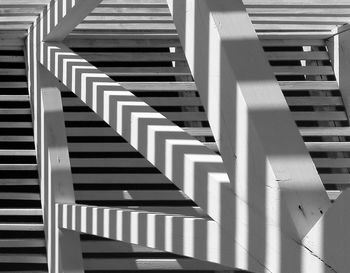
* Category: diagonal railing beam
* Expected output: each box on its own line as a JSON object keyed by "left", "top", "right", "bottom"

{"left": 56, "top": 203, "right": 239, "bottom": 270}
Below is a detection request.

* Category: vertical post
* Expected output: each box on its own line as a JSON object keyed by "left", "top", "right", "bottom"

{"left": 327, "top": 27, "right": 350, "bottom": 118}
{"left": 41, "top": 87, "right": 84, "bottom": 273}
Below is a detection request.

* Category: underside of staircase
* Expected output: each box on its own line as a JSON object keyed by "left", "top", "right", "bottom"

{"left": 0, "top": 0, "right": 350, "bottom": 272}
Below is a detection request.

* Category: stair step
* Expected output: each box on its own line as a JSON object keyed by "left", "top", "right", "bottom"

{"left": 313, "top": 158, "right": 350, "bottom": 168}
{"left": 0, "top": 150, "right": 35, "bottom": 156}
{"left": 0, "top": 122, "right": 32, "bottom": 128}
{"left": 266, "top": 51, "right": 329, "bottom": 61}
{"left": 0, "top": 238, "right": 45, "bottom": 248}
{"left": 78, "top": 52, "right": 185, "bottom": 62}
{"left": 273, "top": 66, "right": 334, "bottom": 76}
{"left": 0, "top": 82, "right": 27, "bottom": 88}
{"left": 286, "top": 96, "right": 343, "bottom": 106}
{"left": 0, "top": 223, "right": 43, "bottom": 231}
{"left": 299, "top": 127, "right": 350, "bottom": 137}
{"left": 0, "top": 109, "right": 31, "bottom": 115}
{"left": 0, "top": 179, "right": 39, "bottom": 186}
{"left": 0, "top": 56, "right": 24, "bottom": 62}
{"left": 0, "top": 209, "right": 42, "bottom": 216}
{"left": 0, "top": 253, "right": 46, "bottom": 263}
{"left": 279, "top": 81, "right": 339, "bottom": 91}
{"left": 0, "top": 164, "right": 37, "bottom": 171}
{"left": 0, "top": 95, "right": 29, "bottom": 101}
{"left": 100, "top": 66, "right": 191, "bottom": 76}
{"left": 306, "top": 142, "right": 350, "bottom": 152}
{"left": 320, "top": 174, "right": 350, "bottom": 184}
{"left": 260, "top": 39, "right": 325, "bottom": 47}
{"left": 0, "top": 136, "right": 34, "bottom": 141}
{"left": 0, "top": 69, "right": 26, "bottom": 76}
{"left": 293, "top": 111, "right": 348, "bottom": 121}
{"left": 0, "top": 192, "right": 40, "bottom": 200}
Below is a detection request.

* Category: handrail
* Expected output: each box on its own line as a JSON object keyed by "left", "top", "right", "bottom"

{"left": 40, "top": 86, "right": 84, "bottom": 273}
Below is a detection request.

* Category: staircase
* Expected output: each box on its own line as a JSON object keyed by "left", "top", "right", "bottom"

{"left": 261, "top": 40, "right": 349, "bottom": 201}
{"left": 241, "top": 1, "right": 350, "bottom": 201}
{"left": 0, "top": 49, "right": 47, "bottom": 272}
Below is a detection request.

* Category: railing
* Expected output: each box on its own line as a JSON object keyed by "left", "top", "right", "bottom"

{"left": 40, "top": 86, "right": 84, "bottom": 273}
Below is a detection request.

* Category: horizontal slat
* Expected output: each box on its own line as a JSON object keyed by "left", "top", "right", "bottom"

{"left": 0, "top": 95, "right": 29, "bottom": 101}
{"left": 100, "top": 66, "right": 190, "bottom": 76}
{"left": 0, "top": 179, "right": 39, "bottom": 185}
{"left": 320, "top": 174, "right": 350, "bottom": 184}
{"left": 0, "top": 164, "right": 37, "bottom": 170}
{"left": 68, "top": 143, "right": 135, "bottom": 152}
{"left": 91, "top": 7, "right": 170, "bottom": 15}
{"left": 272, "top": 66, "right": 334, "bottom": 75}
{"left": 306, "top": 142, "right": 350, "bottom": 152}
{"left": 0, "top": 150, "right": 35, "bottom": 156}
{"left": 0, "top": 238, "right": 45, "bottom": 248}
{"left": 78, "top": 52, "right": 185, "bottom": 62}
{"left": 70, "top": 158, "right": 153, "bottom": 168}
{"left": 279, "top": 81, "right": 339, "bottom": 91}
{"left": 266, "top": 51, "right": 329, "bottom": 61}
{"left": 0, "top": 82, "right": 27, "bottom": 88}
{"left": 260, "top": 39, "right": 325, "bottom": 47}
{"left": 285, "top": 96, "right": 343, "bottom": 106}
{"left": 76, "top": 23, "right": 176, "bottom": 30}
{"left": 0, "top": 56, "right": 24, "bottom": 62}
{"left": 75, "top": 190, "right": 188, "bottom": 200}
{"left": 0, "top": 254, "right": 46, "bottom": 263}
{"left": 0, "top": 69, "right": 26, "bottom": 75}
{"left": 293, "top": 111, "right": 347, "bottom": 121}
{"left": 0, "top": 192, "right": 40, "bottom": 200}
{"left": 0, "top": 209, "right": 41, "bottom": 216}
{"left": 72, "top": 173, "right": 169, "bottom": 184}
{"left": 0, "top": 136, "right": 34, "bottom": 141}
{"left": 63, "top": 38, "right": 181, "bottom": 48}
{"left": 0, "top": 109, "right": 30, "bottom": 114}
{"left": 313, "top": 158, "right": 350, "bottom": 168}
{"left": 0, "top": 223, "right": 43, "bottom": 231}
{"left": 299, "top": 127, "right": 350, "bottom": 136}
{"left": 0, "top": 122, "right": 32, "bottom": 128}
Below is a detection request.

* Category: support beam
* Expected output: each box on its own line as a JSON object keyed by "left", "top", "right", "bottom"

{"left": 303, "top": 188, "right": 350, "bottom": 273}
{"left": 167, "top": 0, "right": 330, "bottom": 240}
{"left": 326, "top": 26, "right": 350, "bottom": 118}
{"left": 43, "top": 0, "right": 102, "bottom": 42}
{"left": 41, "top": 87, "right": 84, "bottom": 273}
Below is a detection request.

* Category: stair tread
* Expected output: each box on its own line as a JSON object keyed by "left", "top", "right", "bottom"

{"left": 299, "top": 127, "right": 350, "bottom": 136}
{"left": 279, "top": 81, "right": 339, "bottom": 91}
{"left": 0, "top": 223, "right": 44, "bottom": 231}
{"left": 0, "top": 179, "right": 39, "bottom": 185}
{"left": 0, "top": 209, "right": 42, "bottom": 215}
{"left": 0, "top": 238, "right": 45, "bottom": 248}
